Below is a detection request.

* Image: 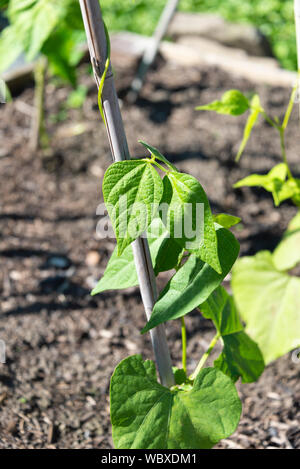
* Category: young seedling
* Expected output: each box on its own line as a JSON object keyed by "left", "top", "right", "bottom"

{"left": 197, "top": 82, "right": 300, "bottom": 365}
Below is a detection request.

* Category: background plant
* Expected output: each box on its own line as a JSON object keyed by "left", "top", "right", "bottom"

{"left": 197, "top": 86, "right": 300, "bottom": 365}
{"left": 98, "top": 0, "right": 297, "bottom": 71}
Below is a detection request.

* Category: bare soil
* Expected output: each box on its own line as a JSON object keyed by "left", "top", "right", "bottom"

{"left": 0, "top": 58, "right": 299, "bottom": 449}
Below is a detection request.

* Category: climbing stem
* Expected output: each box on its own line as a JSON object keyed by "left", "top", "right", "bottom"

{"left": 181, "top": 316, "right": 187, "bottom": 374}
{"left": 190, "top": 332, "right": 221, "bottom": 381}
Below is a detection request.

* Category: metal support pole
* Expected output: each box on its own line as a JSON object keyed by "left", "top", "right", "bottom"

{"left": 79, "top": 0, "right": 174, "bottom": 387}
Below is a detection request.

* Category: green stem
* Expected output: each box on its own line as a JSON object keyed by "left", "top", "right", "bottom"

{"left": 148, "top": 158, "right": 169, "bottom": 173}
{"left": 181, "top": 317, "right": 187, "bottom": 374}
{"left": 190, "top": 332, "right": 221, "bottom": 381}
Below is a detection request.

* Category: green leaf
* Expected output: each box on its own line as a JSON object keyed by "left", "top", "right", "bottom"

{"left": 214, "top": 331, "right": 265, "bottom": 383}
{"left": 236, "top": 94, "right": 262, "bottom": 162}
{"left": 139, "top": 140, "right": 177, "bottom": 172}
{"left": 141, "top": 226, "right": 239, "bottom": 333}
{"left": 196, "top": 90, "right": 250, "bottom": 116}
{"left": 91, "top": 219, "right": 182, "bottom": 295}
{"left": 200, "top": 286, "right": 243, "bottom": 336}
{"left": 213, "top": 213, "right": 241, "bottom": 229}
{"left": 26, "top": 0, "right": 63, "bottom": 60}
{"left": 200, "top": 286, "right": 264, "bottom": 383}
{"left": 233, "top": 163, "right": 289, "bottom": 206}
{"left": 42, "top": 28, "right": 84, "bottom": 85}
{"left": 111, "top": 355, "right": 241, "bottom": 449}
{"left": 0, "top": 25, "right": 24, "bottom": 73}
{"left": 273, "top": 211, "right": 300, "bottom": 271}
{"left": 232, "top": 251, "right": 300, "bottom": 364}
{"left": 160, "top": 171, "right": 221, "bottom": 273}
{"left": 0, "top": 1, "right": 82, "bottom": 83}
{"left": 103, "top": 160, "right": 163, "bottom": 255}
{"left": 7, "top": 0, "right": 72, "bottom": 61}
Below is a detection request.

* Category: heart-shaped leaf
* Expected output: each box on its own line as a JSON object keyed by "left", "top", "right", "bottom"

{"left": 102, "top": 160, "right": 163, "bottom": 255}
{"left": 111, "top": 355, "right": 241, "bottom": 449}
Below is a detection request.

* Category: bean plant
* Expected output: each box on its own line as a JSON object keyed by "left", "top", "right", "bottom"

{"left": 92, "top": 139, "right": 265, "bottom": 449}
{"left": 197, "top": 86, "right": 300, "bottom": 365}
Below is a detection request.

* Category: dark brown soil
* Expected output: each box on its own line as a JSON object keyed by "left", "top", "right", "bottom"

{"left": 0, "top": 58, "right": 299, "bottom": 449}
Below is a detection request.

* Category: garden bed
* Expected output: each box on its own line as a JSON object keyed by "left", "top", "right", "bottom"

{"left": 0, "top": 59, "right": 299, "bottom": 449}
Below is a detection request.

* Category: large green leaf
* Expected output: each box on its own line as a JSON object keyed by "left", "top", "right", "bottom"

{"left": 160, "top": 171, "right": 221, "bottom": 273}
{"left": 273, "top": 211, "right": 300, "bottom": 271}
{"left": 103, "top": 160, "right": 163, "bottom": 255}
{"left": 232, "top": 251, "right": 300, "bottom": 364}
{"left": 91, "top": 219, "right": 182, "bottom": 295}
{"left": 142, "top": 226, "right": 239, "bottom": 333}
{"left": 196, "top": 90, "right": 249, "bottom": 116}
{"left": 200, "top": 286, "right": 264, "bottom": 383}
{"left": 110, "top": 355, "right": 241, "bottom": 449}
{"left": 214, "top": 332, "right": 265, "bottom": 383}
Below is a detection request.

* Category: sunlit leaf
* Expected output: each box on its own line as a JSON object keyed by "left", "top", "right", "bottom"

{"left": 142, "top": 226, "right": 239, "bottom": 333}
{"left": 232, "top": 251, "right": 300, "bottom": 364}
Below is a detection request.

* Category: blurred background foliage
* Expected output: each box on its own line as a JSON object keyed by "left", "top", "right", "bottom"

{"left": 0, "top": 0, "right": 297, "bottom": 87}
{"left": 100, "top": 0, "right": 296, "bottom": 71}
